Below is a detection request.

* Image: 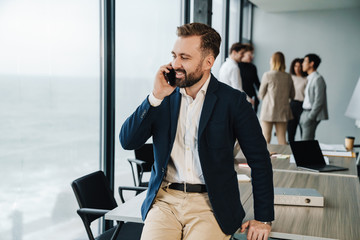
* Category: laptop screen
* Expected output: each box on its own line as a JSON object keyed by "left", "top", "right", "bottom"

{"left": 289, "top": 140, "right": 326, "bottom": 166}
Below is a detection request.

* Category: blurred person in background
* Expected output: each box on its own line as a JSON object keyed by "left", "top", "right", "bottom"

{"left": 239, "top": 44, "right": 261, "bottom": 112}
{"left": 219, "top": 42, "right": 253, "bottom": 103}
{"left": 300, "top": 53, "right": 328, "bottom": 140}
{"left": 287, "top": 58, "right": 307, "bottom": 142}
{"left": 219, "top": 43, "right": 247, "bottom": 91}
{"left": 259, "top": 52, "right": 295, "bottom": 145}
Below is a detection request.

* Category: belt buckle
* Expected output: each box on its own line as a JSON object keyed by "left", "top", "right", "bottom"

{"left": 184, "top": 182, "right": 187, "bottom": 193}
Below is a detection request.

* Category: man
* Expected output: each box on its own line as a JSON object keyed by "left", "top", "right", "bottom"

{"left": 238, "top": 45, "right": 261, "bottom": 112}
{"left": 219, "top": 42, "right": 247, "bottom": 91}
{"left": 300, "top": 53, "right": 328, "bottom": 140}
{"left": 120, "top": 23, "right": 274, "bottom": 240}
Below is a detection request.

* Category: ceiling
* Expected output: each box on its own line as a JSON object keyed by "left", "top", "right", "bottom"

{"left": 249, "top": 0, "right": 360, "bottom": 12}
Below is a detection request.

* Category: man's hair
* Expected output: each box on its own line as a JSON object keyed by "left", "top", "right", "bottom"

{"left": 305, "top": 53, "right": 321, "bottom": 70}
{"left": 271, "top": 51, "right": 286, "bottom": 72}
{"left": 177, "top": 22, "right": 221, "bottom": 59}
{"left": 229, "top": 42, "right": 247, "bottom": 54}
{"left": 290, "top": 58, "right": 307, "bottom": 77}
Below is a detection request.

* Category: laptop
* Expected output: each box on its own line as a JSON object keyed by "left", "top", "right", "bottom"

{"left": 289, "top": 140, "right": 348, "bottom": 172}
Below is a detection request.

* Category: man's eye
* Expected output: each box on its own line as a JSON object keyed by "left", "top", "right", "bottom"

{"left": 181, "top": 56, "right": 188, "bottom": 60}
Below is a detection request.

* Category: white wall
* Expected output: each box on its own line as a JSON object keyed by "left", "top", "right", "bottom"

{"left": 252, "top": 7, "right": 360, "bottom": 144}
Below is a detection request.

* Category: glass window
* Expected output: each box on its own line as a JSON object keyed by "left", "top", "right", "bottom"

{"left": 212, "top": 0, "right": 225, "bottom": 78}
{"left": 242, "top": 0, "right": 252, "bottom": 42}
{"left": 115, "top": 0, "right": 182, "bottom": 199}
{"left": 229, "top": 0, "right": 241, "bottom": 45}
{"left": 0, "top": 0, "right": 100, "bottom": 239}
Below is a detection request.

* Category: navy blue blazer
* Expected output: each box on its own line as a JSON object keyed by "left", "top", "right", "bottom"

{"left": 120, "top": 74, "right": 274, "bottom": 234}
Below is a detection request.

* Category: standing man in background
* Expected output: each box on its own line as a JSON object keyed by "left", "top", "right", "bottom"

{"left": 219, "top": 43, "right": 247, "bottom": 91}
{"left": 120, "top": 23, "right": 274, "bottom": 240}
{"left": 239, "top": 44, "right": 261, "bottom": 112}
{"left": 300, "top": 53, "right": 328, "bottom": 140}
{"left": 219, "top": 43, "right": 253, "bottom": 103}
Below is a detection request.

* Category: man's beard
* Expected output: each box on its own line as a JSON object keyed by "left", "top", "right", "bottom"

{"left": 175, "top": 62, "right": 204, "bottom": 88}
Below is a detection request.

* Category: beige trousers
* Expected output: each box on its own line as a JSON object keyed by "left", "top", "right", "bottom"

{"left": 261, "top": 121, "right": 287, "bottom": 145}
{"left": 140, "top": 187, "right": 231, "bottom": 240}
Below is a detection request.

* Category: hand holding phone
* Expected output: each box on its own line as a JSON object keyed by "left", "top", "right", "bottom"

{"left": 164, "top": 68, "right": 176, "bottom": 86}
{"left": 152, "top": 64, "right": 176, "bottom": 100}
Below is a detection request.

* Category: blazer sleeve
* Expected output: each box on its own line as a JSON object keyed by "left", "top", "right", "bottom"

{"left": 258, "top": 73, "right": 268, "bottom": 100}
{"left": 289, "top": 75, "right": 295, "bottom": 100}
{"left": 308, "top": 76, "right": 326, "bottom": 120}
{"left": 119, "top": 96, "right": 158, "bottom": 150}
{"left": 233, "top": 93, "right": 274, "bottom": 221}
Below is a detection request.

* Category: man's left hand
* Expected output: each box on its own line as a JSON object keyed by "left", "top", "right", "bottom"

{"left": 240, "top": 220, "right": 271, "bottom": 240}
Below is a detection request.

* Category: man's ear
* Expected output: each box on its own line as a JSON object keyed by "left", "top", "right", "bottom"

{"left": 204, "top": 55, "right": 215, "bottom": 70}
{"left": 309, "top": 60, "right": 315, "bottom": 68}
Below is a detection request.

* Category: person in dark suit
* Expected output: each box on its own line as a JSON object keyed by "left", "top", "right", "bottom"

{"left": 238, "top": 44, "right": 261, "bottom": 113}
{"left": 120, "top": 23, "right": 274, "bottom": 240}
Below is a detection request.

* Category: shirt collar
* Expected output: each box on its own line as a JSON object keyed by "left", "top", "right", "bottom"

{"left": 307, "top": 71, "right": 317, "bottom": 81}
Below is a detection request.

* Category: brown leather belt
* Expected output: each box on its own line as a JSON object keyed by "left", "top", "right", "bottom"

{"left": 168, "top": 183, "right": 207, "bottom": 193}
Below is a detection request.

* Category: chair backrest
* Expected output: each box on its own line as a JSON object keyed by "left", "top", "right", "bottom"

{"left": 71, "top": 171, "right": 117, "bottom": 224}
{"left": 134, "top": 143, "right": 155, "bottom": 177}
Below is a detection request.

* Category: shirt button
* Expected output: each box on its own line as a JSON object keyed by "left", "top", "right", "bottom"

{"left": 161, "top": 168, "right": 165, "bottom": 173}
{"left": 187, "top": 168, "right": 191, "bottom": 172}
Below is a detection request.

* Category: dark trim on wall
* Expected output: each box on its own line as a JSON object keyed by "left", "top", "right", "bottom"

{"left": 224, "top": 0, "right": 230, "bottom": 59}
{"left": 249, "top": 3, "right": 253, "bottom": 44}
{"left": 193, "top": 0, "right": 212, "bottom": 26}
{"left": 184, "top": 0, "right": 191, "bottom": 24}
{"left": 102, "top": 0, "right": 116, "bottom": 231}
{"left": 103, "top": 0, "right": 115, "bottom": 194}
{"left": 239, "top": 0, "right": 244, "bottom": 42}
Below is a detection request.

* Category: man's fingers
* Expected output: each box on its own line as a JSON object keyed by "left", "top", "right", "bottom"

{"left": 240, "top": 221, "right": 249, "bottom": 232}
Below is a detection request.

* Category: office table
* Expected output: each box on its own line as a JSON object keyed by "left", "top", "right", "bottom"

{"left": 239, "top": 171, "right": 360, "bottom": 240}
{"left": 235, "top": 144, "right": 358, "bottom": 177}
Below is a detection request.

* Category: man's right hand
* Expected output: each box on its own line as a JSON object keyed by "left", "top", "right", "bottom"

{"left": 152, "top": 63, "right": 176, "bottom": 100}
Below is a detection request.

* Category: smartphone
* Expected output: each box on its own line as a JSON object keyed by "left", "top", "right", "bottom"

{"left": 165, "top": 68, "right": 176, "bottom": 86}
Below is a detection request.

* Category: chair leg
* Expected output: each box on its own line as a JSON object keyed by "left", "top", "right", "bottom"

{"left": 110, "top": 222, "right": 124, "bottom": 240}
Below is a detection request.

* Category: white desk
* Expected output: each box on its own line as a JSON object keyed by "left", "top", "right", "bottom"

{"left": 106, "top": 190, "right": 146, "bottom": 223}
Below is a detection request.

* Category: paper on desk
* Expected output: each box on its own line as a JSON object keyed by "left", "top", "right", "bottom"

{"left": 322, "top": 151, "right": 353, "bottom": 157}
{"left": 290, "top": 154, "right": 329, "bottom": 164}
{"left": 319, "top": 143, "right": 347, "bottom": 152}
{"left": 237, "top": 174, "right": 251, "bottom": 182}
{"left": 271, "top": 154, "right": 290, "bottom": 160}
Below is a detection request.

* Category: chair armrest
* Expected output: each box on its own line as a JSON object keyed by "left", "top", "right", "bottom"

{"left": 128, "top": 158, "right": 147, "bottom": 186}
{"left": 128, "top": 158, "right": 146, "bottom": 165}
{"left": 118, "top": 186, "right": 147, "bottom": 203}
{"left": 77, "top": 208, "right": 109, "bottom": 218}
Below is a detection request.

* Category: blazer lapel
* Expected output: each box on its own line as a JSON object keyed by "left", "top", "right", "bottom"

{"left": 170, "top": 88, "right": 181, "bottom": 142}
{"left": 198, "top": 75, "right": 218, "bottom": 138}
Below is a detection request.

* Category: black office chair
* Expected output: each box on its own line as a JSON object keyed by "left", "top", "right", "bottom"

{"left": 128, "top": 143, "right": 154, "bottom": 188}
{"left": 71, "top": 170, "right": 144, "bottom": 240}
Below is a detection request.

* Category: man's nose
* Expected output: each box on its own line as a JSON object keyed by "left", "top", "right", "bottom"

{"left": 172, "top": 57, "right": 182, "bottom": 70}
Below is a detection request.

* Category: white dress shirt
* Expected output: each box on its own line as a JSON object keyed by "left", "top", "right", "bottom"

{"left": 148, "top": 75, "right": 211, "bottom": 184}
{"left": 302, "top": 71, "right": 317, "bottom": 110}
{"left": 219, "top": 57, "right": 243, "bottom": 91}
